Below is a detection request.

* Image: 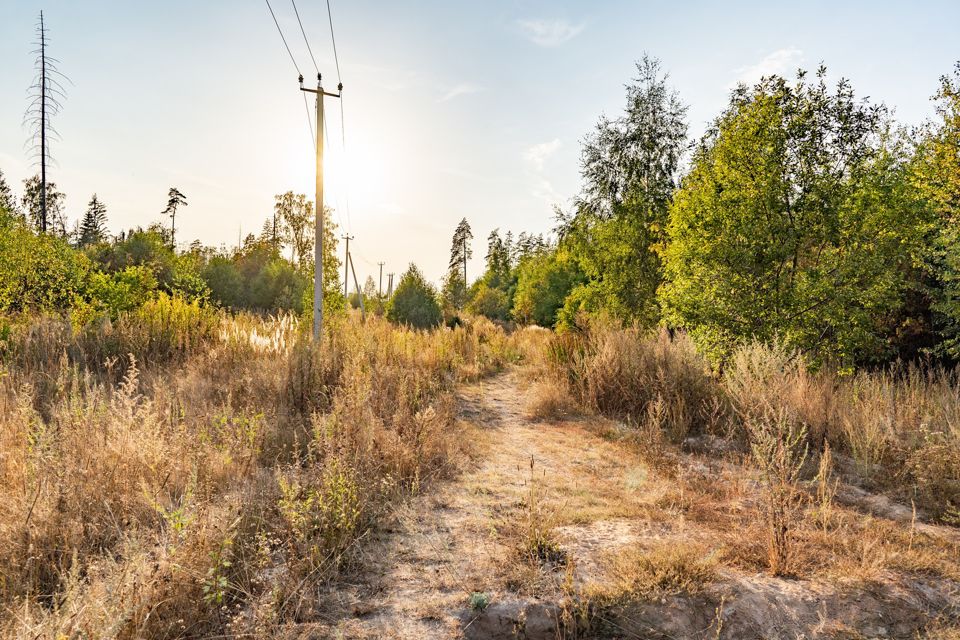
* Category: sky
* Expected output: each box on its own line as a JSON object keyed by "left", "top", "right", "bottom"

{"left": 2, "top": 0, "right": 959, "bottom": 286}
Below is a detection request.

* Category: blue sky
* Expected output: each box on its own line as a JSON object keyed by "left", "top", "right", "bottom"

{"left": 1, "top": 1, "right": 958, "bottom": 284}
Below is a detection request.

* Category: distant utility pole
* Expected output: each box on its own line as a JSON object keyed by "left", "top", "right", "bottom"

{"left": 300, "top": 73, "right": 342, "bottom": 340}
{"left": 349, "top": 252, "right": 366, "bottom": 320}
{"left": 378, "top": 262, "right": 385, "bottom": 296}
{"left": 387, "top": 272, "right": 395, "bottom": 298}
{"left": 341, "top": 233, "right": 354, "bottom": 298}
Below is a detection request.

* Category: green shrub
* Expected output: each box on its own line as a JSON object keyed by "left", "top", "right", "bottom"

{"left": 386, "top": 264, "right": 442, "bottom": 329}
{"left": 0, "top": 221, "right": 90, "bottom": 312}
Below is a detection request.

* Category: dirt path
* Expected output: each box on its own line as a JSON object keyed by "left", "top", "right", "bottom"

{"left": 297, "top": 368, "right": 651, "bottom": 638}
{"left": 295, "top": 368, "right": 960, "bottom": 640}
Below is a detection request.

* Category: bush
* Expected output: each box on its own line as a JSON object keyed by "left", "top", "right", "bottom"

{"left": 386, "top": 264, "right": 442, "bottom": 329}
{"left": 0, "top": 220, "right": 89, "bottom": 312}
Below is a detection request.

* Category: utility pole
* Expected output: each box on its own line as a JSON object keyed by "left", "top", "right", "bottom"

{"left": 349, "top": 252, "right": 366, "bottom": 320}
{"left": 300, "top": 73, "right": 342, "bottom": 340}
{"left": 387, "top": 272, "right": 395, "bottom": 298}
{"left": 342, "top": 234, "right": 354, "bottom": 299}
{"left": 39, "top": 11, "right": 46, "bottom": 233}
{"left": 378, "top": 262, "right": 384, "bottom": 296}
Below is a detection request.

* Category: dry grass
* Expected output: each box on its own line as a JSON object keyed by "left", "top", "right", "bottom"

{"left": 584, "top": 541, "right": 718, "bottom": 604}
{"left": 546, "top": 326, "right": 960, "bottom": 526}
{"left": 0, "top": 309, "right": 519, "bottom": 638}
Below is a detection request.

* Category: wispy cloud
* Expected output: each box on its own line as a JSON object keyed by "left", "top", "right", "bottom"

{"left": 523, "top": 139, "right": 563, "bottom": 204}
{"left": 732, "top": 47, "right": 804, "bottom": 87}
{"left": 517, "top": 19, "right": 584, "bottom": 47}
{"left": 523, "top": 138, "right": 562, "bottom": 172}
{"left": 439, "top": 82, "right": 483, "bottom": 102}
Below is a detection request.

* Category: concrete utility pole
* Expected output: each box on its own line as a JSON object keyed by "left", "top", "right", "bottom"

{"left": 342, "top": 234, "right": 354, "bottom": 299}
{"left": 378, "top": 262, "right": 384, "bottom": 296}
{"left": 349, "top": 252, "right": 366, "bottom": 320}
{"left": 300, "top": 73, "right": 342, "bottom": 340}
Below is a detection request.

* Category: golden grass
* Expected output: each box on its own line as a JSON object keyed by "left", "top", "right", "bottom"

{"left": 0, "top": 310, "right": 520, "bottom": 637}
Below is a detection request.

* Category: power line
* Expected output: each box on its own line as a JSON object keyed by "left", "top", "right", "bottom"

{"left": 325, "top": 0, "right": 342, "bottom": 84}
{"left": 323, "top": 1, "right": 352, "bottom": 233}
{"left": 290, "top": 0, "right": 320, "bottom": 75}
{"left": 264, "top": 0, "right": 317, "bottom": 154}
{"left": 264, "top": 0, "right": 301, "bottom": 76}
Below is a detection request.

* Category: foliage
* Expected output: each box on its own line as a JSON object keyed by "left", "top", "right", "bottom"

{"left": 78, "top": 193, "right": 108, "bottom": 247}
{"left": 558, "top": 55, "right": 688, "bottom": 327}
{"left": 512, "top": 247, "right": 583, "bottom": 327}
{"left": 915, "top": 63, "right": 960, "bottom": 357}
{"left": 21, "top": 175, "right": 66, "bottom": 236}
{"left": 660, "top": 67, "right": 931, "bottom": 366}
{"left": 449, "top": 217, "right": 473, "bottom": 282}
{"left": 386, "top": 263, "right": 442, "bottom": 329}
{"left": 467, "top": 281, "right": 511, "bottom": 321}
{"left": 162, "top": 186, "right": 187, "bottom": 248}
{"left": 0, "top": 216, "right": 89, "bottom": 312}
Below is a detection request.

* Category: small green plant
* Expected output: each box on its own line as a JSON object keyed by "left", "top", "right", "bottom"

{"left": 203, "top": 520, "right": 239, "bottom": 607}
{"left": 469, "top": 591, "right": 491, "bottom": 612}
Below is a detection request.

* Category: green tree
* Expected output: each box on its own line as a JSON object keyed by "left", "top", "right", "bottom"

{"left": 513, "top": 246, "right": 583, "bottom": 327}
{"left": 274, "top": 191, "right": 315, "bottom": 266}
{"left": 0, "top": 219, "right": 89, "bottom": 312}
{"left": 660, "top": 67, "right": 929, "bottom": 366}
{"left": 914, "top": 62, "right": 960, "bottom": 357}
{"left": 560, "top": 55, "right": 688, "bottom": 326}
{"left": 0, "top": 170, "right": 18, "bottom": 217}
{"left": 449, "top": 217, "right": 473, "bottom": 285}
{"left": 440, "top": 268, "right": 468, "bottom": 314}
{"left": 163, "top": 187, "right": 187, "bottom": 249}
{"left": 386, "top": 264, "right": 442, "bottom": 329}
{"left": 78, "top": 194, "right": 108, "bottom": 247}
{"left": 21, "top": 175, "right": 66, "bottom": 236}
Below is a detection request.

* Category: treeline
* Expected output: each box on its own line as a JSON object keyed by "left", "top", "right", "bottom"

{"left": 442, "top": 57, "right": 960, "bottom": 369}
{"left": 0, "top": 182, "right": 344, "bottom": 322}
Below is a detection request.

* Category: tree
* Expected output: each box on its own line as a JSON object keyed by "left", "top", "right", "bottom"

{"left": 163, "top": 187, "right": 187, "bottom": 249}
{"left": 513, "top": 246, "right": 583, "bottom": 327}
{"left": 560, "top": 55, "right": 688, "bottom": 326}
{"left": 660, "top": 67, "right": 929, "bottom": 366}
{"left": 274, "top": 191, "right": 314, "bottom": 266}
{"left": 449, "top": 218, "right": 473, "bottom": 284}
{"left": 386, "top": 264, "right": 442, "bottom": 329}
{"left": 440, "top": 269, "right": 468, "bottom": 313}
{"left": 21, "top": 175, "right": 66, "bottom": 236}
{"left": 914, "top": 62, "right": 960, "bottom": 357}
{"left": 0, "top": 170, "right": 18, "bottom": 216}
{"left": 78, "top": 194, "right": 108, "bottom": 247}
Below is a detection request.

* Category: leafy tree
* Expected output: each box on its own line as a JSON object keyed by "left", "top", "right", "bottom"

{"left": 467, "top": 281, "right": 511, "bottom": 321}
{"left": 21, "top": 175, "right": 66, "bottom": 236}
{"left": 274, "top": 191, "right": 314, "bottom": 266}
{"left": 449, "top": 217, "right": 473, "bottom": 284}
{"left": 163, "top": 187, "right": 187, "bottom": 249}
{"left": 0, "top": 218, "right": 89, "bottom": 311}
{"left": 660, "top": 67, "right": 930, "bottom": 366}
{"left": 440, "top": 268, "right": 468, "bottom": 313}
{"left": 560, "top": 55, "right": 688, "bottom": 326}
{"left": 0, "top": 170, "right": 18, "bottom": 217}
{"left": 513, "top": 246, "right": 583, "bottom": 327}
{"left": 386, "top": 264, "right": 442, "bottom": 329}
{"left": 78, "top": 194, "right": 108, "bottom": 247}
{"left": 914, "top": 62, "right": 960, "bottom": 357}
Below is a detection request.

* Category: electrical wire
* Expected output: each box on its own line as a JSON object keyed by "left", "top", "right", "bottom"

{"left": 290, "top": 0, "right": 320, "bottom": 75}
{"left": 324, "top": 0, "right": 352, "bottom": 232}
{"left": 264, "top": 0, "right": 301, "bottom": 77}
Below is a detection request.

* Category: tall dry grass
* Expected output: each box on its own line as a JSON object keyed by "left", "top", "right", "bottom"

{"left": 0, "top": 310, "right": 518, "bottom": 638}
{"left": 544, "top": 325, "right": 960, "bottom": 525}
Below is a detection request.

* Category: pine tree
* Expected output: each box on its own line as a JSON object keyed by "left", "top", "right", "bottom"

{"left": 78, "top": 193, "right": 108, "bottom": 246}
{"left": 448, "top": 217, "right": 473, "bottom": 283}
{"left": 162, "top": 187, "right": 187, "bottom": 249}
